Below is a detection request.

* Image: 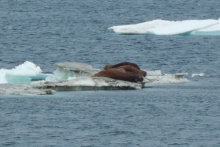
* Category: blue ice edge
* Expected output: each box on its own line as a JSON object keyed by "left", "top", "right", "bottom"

{"left": 109, "top": 31, "right": 220, "bottom": 36}
{"left": 5, "top": 74, "right": 48, "bottom": 85}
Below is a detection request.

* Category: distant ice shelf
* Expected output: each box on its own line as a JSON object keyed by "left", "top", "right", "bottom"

{"left": 109, "top": 19, "right": 220, "bottom": 36}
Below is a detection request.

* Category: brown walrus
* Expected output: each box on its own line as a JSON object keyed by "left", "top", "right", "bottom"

{"left": 116, "top": 65, "right": 147, "bottom": 77}
{"left": 104, "top": 62, "right": 141, "bottom": 70}
{"left": 104, "top": 62, "right": 146, "bottom": 77}
{"left": 93, "top": 68, "right": 143, "bottom": 83}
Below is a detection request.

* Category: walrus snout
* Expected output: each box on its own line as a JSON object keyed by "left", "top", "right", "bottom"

{"left": 142, "top": 71, "right": 147, "bottom": 77}
{"left": 134, "top": 75, "right": 143, "bottom": 82}
{"left": 104, "top": 65, "right": 113, "bottom": 70}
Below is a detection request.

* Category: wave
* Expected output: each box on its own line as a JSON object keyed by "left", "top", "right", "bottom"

{"left": 109, "top": 19, "right": 220, "bottom": 36}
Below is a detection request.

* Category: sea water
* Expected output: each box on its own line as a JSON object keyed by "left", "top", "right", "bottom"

{"left": 0, "top": 0, "right": 220, "bottom": 146}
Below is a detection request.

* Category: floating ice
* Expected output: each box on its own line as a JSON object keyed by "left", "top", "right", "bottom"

{"left": 109, "top": 19, "right": 220, "bottom": 36}
{"left": 0, "top": 61, "right": 43, "bottom": 84}
{"left": 46, "top": 62, "right": 189, "bottom": 85}
{"left": 32, "top": 77, "right": 143, "bottom": 92}
{"left": 145, "top": 70, "right": 189, "bottom": 84}
{"left": 109, "top": 19, "right": 172, "bottom": 34}
{"left": 46, "top": 62, "right": 100, "bottom": 81}
{"left": 45, "top": 63, "right": 189, "bottom": 85}
{"left": 0, "top": 61, "right": 190, "bottom": 95}
{"left": 190, "top": 20, "right": 220, "bottom": 35}
{"left": 192, "top": 73, "right": 205, "bottom": 77}
{"left": 0, "top": 84, "right": 55, "bottom": 96}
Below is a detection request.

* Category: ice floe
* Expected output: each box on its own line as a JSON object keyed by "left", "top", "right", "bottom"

{"left": 0, "top": 61, "right": 44, "bottom": 84}
{"left": 145, "top": 70, "right": 189, "bottom": 84}
{"left": 191, "top": 73, "right": 205, "bottom": 77}
{"left": 46, "top": 62, "right": 100, "bottom": 81}
{"left": 32, "top": 77, "right": 143, "bottom": 92}
{"left": 0, "top": 84, "right": 55, "bottom": 96}
{"left": 0, "top": 62, "right": 189, "bottom": 95}
{"left": 109, "top": 19, "right": 220, "bottom": 36}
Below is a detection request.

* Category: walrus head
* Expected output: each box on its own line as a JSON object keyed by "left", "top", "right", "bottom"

{"left": 141, "top": 71, "right": 147, "bottom": 77}
{"left": 134, "top": 75, "right": 144, "bottom": 82}
{"left": 104, "top": 64, "right": 113, "bottom": 70}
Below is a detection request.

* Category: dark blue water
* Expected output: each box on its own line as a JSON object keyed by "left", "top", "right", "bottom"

{"left": 0, "top": 0, "right": 220, "bottom": 146}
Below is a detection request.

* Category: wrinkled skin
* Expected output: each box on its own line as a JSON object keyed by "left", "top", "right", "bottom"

{"left": 93, "top": 68, "right": 143, "bottom": 83}
{"left": 104, "top": 62, "right": 141, "bottom": 70}
{"left": 104, "top": 62, "right": 147, "bottom": 77}
{"left": 95, "top": 62, "right": 146, "bottom": 82}
{"left": 116, "top": 65, "right": 147, "bottom": 77}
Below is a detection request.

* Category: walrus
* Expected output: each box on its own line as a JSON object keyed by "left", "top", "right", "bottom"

{"left": 104, "top": 62, "right": 141, "bottom": 70}
{"left": 93, "top": 68, "right": 143, "bottom": 83}
{"left": 115, "top": 65, "right": 147, "bottom": 77}
{"left": 104, "top": 62, "right": 147, "bottom": 77}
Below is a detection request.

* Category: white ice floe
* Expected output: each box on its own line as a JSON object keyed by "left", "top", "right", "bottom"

{"left": 190, "top": 19, "right": 220, "bottom": 35}
{"left": 0, "top": 84, "right": 55, "bottom": 96}
{"left": 145, "top": 70, "right": 189, "bottom": 84}
{"left": 46, "top": 62, "right": 100, "bottom": 81}
{"left": 191, "top": 73, "right": 205, "bottom": 77}
{"left": 109, "top": 19, "right": 172, "bottom": 34}
{"left": 0, "top": 62, "right": 190, "bottom": 95}
{"left": 109, "top": 19, "right": 220, "bottom": 35}
{"left": 46, "top": 63, "right": 189, "bottom": 85}
{"left": 0, "top": 61, "right": 43, "bottom": 84}
{"left": 32, "top": 77, "right": 143, "bottom": 91}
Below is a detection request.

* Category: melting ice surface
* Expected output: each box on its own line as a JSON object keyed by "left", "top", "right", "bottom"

{"left": 46, "top": 62, "right": 100, "bottom": 81}
{"left": 145, "top": 70, "right": 189, "bottom": 84}
{"left": 0, "top": 61, "right": 190, "bottom": 95}
{"left": 0, "top": 61, "right": 189, "bottom": 85}
{"left": 109, "top": 19, "right": 220, "bottom": 35}
{"left": 0, "top": 61, "right": 44, "bottom": 84}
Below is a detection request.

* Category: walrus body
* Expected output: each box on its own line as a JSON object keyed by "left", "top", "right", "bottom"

{"left": 104, "top": 62, "right": 140, "bottom": 70}
{"left": 116, "top": 65, "right": 147, "bottom": 77}
{"left": 94, "top": 62, "right": 146, "bottom": 83}
{"left": 93, "top": 68, "right": 143, "bottom": 83}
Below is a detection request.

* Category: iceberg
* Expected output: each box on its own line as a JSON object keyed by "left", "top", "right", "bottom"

{"left": 0, "top": 61, "right": 45, "bottom": 84}
{"left": 109, "top": 19, "right": 220, "bottom": 36}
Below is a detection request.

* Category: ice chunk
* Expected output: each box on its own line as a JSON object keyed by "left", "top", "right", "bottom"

{"left": 147, "top": 70, "right": 163, "bottom": 76}
{"left": 148, "top": 20, "right": 218, "bottom": 35}
{"left": 33, "top": 77, "right": 143, "bottom": 91}
{"left": 145, "top": 70, "right": 189, "bottom": 84}
{"left": 192, "top": 73, "right": 205, "bottom": 77}
{"left": 0, "top": 84, "right": 55, "bottom": 96}
{"left": 0, "top": 61, "right": 42, "bottom": 84}
{"left": 190, "top": 20, "right": 220, "bottom": 35}
{"left": 109, "top": 19, "right": 219, "bottom": 35}
{"left": 5, "top": 74, "right": 48, "bottom": 84}
{"left": 109, "top": 19, "right": 172, "bottom": 34}
{"left": 46, "top": 62, "right": 100, "bottom": 81}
